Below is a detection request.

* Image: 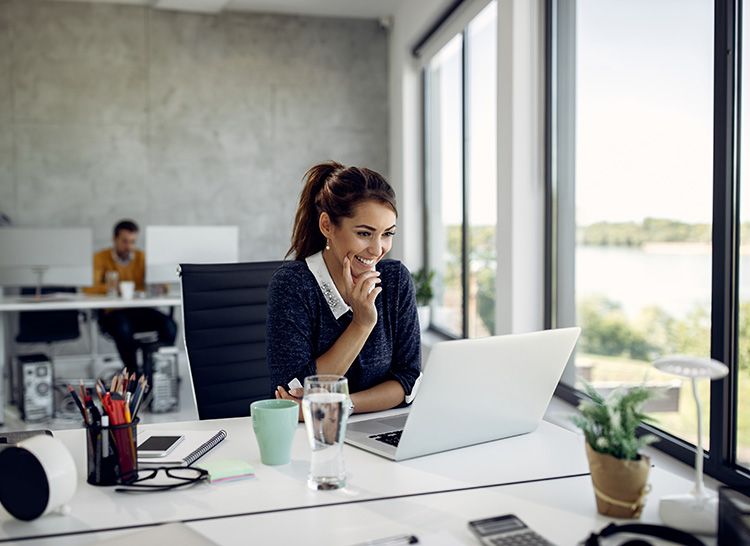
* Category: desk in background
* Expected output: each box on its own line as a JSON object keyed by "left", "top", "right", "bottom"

{"left": 0, "top": 293, "right": 182, "bottom": 424}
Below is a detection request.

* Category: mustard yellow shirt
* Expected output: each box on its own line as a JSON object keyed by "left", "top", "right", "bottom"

{"left": 84, "top": 249, "right": 145, "bottom": 295}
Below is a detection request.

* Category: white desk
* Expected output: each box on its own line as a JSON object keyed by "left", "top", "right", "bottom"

{"left": 34, "top": 468, "right": 705, "bottom": 546}
{"left": 0, "top": 294, "right": 182, "bottom": 424}
{"left": 0, "top": 295, "right": 181, "bottom": 313}
{"left": 0, "top": 416, "right": 591, "bottom": 543}
{"left": 185, "top": 468, "right": 707, "bottom": 545}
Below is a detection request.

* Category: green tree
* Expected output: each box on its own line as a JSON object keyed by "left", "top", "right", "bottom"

{"left": 578, "top": 296, "right": 652, "bottom": 358}
{"left": 476, "top": 267, "right": 495, "bottom": 334}
{"left": 578, "top": 217, "right": 719, "bottom": 246}
{"left": 667, "top": 305, "right": 710, "bottom": 358}
{"left": 736, "top": 301, "right": 750, "bottom": 371}
{"left": 634, "top": 305, "right": 674, "bottom": 358}
{"left": 577, "top": 296, "right": 713, "bottom": 364}
{"left": 579, "top": 222, "right": 643, "bottom": 246}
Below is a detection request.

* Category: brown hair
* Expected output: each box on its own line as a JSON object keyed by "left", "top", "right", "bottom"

{"left": 113, "top": 219, "right": 139, "bottom": 237}
{"left": 287, "top": 161, "right": 398, "bottom": 260}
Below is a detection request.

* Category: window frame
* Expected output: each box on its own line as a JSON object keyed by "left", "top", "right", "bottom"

{"left": 422, "top": 32, "right": 467, "bottom": 339}
{"left": 545, "top": 0, "right": 750, "bottom": 489}
{"left": 422, "top": 5, "right": 497, "bottom": 340}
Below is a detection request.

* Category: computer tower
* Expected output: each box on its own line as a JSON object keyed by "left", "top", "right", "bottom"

{"left": 147, "top": 346, "right": 179, "bottom": 414}
{"left": 55, "top": 378, "right": 96, "bottom": 419}
{"left": 16, "top": 354, "right": 54, "bottom": 422}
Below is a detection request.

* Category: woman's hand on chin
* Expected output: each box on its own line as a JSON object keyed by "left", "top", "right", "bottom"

{"left": 342, "top": 255, "right": 381, "bottom": 331}
{"left": 275, "top": 386, "right": 304, "bottom": 421}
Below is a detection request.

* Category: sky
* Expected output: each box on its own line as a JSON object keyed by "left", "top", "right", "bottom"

{"left": 428, "top": 0, "right": 749, "bottom": 229}
{"left": 430, "top": 2, "right": 497, "bottom": 227}
{"left": 576, "top": 0, "right": 717, "bottom": 225}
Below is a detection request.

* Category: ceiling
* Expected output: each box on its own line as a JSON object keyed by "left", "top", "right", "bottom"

{"left": 45, "top": 0, "right": 402, "bottom": 19}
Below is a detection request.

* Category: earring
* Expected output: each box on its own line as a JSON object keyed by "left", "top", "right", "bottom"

{"left": 325, "top": 239, "right": 330, "bottom": 251}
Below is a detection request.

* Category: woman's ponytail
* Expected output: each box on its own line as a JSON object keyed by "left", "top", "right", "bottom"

{"left": 287, "top": 161, "right": 344, "bottom": 260}
{"left": 287, "top": 160, "right": 397, "bottom": 260}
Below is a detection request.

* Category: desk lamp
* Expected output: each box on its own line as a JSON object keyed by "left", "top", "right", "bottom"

{"left": 652, "top": 355, "right": 729, "bottom": 535}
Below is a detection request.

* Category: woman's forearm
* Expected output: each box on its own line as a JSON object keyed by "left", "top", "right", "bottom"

{"left": 315, "top": 321, "right": 373, "bottom": 376}
{"left": 350, "top": 380, "right": 405, "bottom": 414}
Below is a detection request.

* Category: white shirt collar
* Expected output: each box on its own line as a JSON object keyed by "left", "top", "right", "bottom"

{"left": 305, "top": 251, "right": 351, "bottom": 320}
{"left": 111, "top": 249, "right": 133, "bottom": 266}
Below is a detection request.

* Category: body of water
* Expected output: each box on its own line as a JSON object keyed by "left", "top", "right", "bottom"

{"left": 576, "top": 245, "right": 750, "bottom": 318}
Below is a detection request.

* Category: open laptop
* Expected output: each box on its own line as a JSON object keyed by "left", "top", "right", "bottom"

{"left": 345, "top": 327, "right": 581, "bottom": 461}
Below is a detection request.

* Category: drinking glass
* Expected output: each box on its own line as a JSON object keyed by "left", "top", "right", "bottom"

{"left": 302, "top": 375, "right": 350, "bottom": 490}
{"left": 105, "top": 271, "right": 119, "bottom": 297}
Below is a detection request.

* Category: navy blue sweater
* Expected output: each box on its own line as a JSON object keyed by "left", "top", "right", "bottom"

{"left": 266, "top": 259, "right": 421, "bottom": 398}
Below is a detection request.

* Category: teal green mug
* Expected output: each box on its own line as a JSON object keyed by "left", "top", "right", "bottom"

{"left": 250, "top": 399, "right": 299, "bottom": 465}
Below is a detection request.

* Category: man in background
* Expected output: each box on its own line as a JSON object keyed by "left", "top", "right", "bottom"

{"left": 85, "top": 219, "right": 177, "bottom": 374}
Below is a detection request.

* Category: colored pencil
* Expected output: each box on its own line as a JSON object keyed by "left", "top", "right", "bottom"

{"left": 67, "top": 384, "right": 88, "bottom": 423}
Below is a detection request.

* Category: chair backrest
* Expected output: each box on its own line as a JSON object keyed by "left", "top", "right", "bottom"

{"left": 16, "top": 287, "right": 80, "bottom": 344}
{"left": 179, "top": 261, "right": 284, "bottom": 420}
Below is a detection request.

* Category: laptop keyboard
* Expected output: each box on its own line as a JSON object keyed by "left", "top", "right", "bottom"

{"left": 370, "top": 430, "right": 403, "bottom": 447}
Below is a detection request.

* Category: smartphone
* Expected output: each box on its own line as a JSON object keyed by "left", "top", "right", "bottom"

{"left": 468, "top": 514, "right": 553, "bottom": 546}
{"left": 137, "top": 435, "right": 184, "bottom": 458}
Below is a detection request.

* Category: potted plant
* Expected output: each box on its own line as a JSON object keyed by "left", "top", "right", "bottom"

{"left": 571, "top": 382, "right": 657, "bottom": 519}
{"left": 411, "top": 268, "right": 434, "bottom": 333}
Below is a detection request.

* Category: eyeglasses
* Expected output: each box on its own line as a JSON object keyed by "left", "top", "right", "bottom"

{"left": 115, "top": 466, "right": 208, "bottom": 493}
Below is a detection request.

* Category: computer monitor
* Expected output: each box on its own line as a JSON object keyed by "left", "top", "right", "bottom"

{"left": 0, "top": 228, "right": 93, "bottom": 289}
{"left": 145, "top": 226, "right": 239, "bottom": 284}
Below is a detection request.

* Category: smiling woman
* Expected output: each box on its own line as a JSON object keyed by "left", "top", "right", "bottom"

{"left": 266, "top": 161, "right": 423, "bottom": 419}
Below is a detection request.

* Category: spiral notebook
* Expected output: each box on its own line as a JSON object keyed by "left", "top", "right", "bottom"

{"left": 138, "top": 429, "right": 227, "bottom": 467}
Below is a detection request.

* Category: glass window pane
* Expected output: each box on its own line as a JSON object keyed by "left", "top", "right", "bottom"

{"left": 467, "top": 2, "right": 497, "bottom": 337}
{"left": 562, "top": 0, "right": 714, "bottom": 450}
{"left": 426, "top": 35, "right": 464, "bottom": 336}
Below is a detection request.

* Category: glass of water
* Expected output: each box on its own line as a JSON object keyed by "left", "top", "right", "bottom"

{"left": 105, "top": 270, "right": 119, "bottom": 297}
{"left": 302, "top": 374, "right": 350, "bottom": 490}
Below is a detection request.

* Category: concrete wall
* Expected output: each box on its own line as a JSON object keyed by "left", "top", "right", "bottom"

{"left": 0, "top": 0, "right": 388, "bottom": 260}
{"left": 388, "top": 0, "right": 450, "bottom": 267}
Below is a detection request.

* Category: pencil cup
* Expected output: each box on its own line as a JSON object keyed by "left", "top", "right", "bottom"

{"left": 86, "top": 418, "right": 139, "bottom": 486}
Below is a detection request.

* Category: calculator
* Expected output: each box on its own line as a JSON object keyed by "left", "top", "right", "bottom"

{"left": 468, "top": 514, "right": 554, "bottom": 546}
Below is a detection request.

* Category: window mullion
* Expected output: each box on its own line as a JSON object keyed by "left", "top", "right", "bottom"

{"left": 461, "top": 30, "right": 470, "bottom": 338}
{"left": 422, "top": 70, "right": 430, "bottom": 323}
{"left": 544, "top": 0, "right": 556, "bottom": 332}
{"left": 709, "top": 0, "right": 738, "bottom": 474}
{"left": 735, "top": 0, "right": 745, "bottom": 471}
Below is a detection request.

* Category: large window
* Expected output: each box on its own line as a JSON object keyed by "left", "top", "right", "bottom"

{"left": 467, "top": 4, "right": 498, "bottom": 338}
{"left": 426, "top": 35, "right": 464, "bottom": 337}
{"left": 549, "top": 0, "right": 750, "bottom": 487}
{"left": 425, "top": 1, "right": 497, "bottom": 338}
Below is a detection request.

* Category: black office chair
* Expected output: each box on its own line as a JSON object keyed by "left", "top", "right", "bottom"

{"left": 179, "top": 261, "right": 284, "bottom": 420}
{"left": 13, "top": 286, "right": 82, "bottom": 407}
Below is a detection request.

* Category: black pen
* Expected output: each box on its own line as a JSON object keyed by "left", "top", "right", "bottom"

{"left": 89, "top": 403, "right": 101, "bottom": 428}
{"left": 358, "top": 535, "right": 419, "bottom": 546}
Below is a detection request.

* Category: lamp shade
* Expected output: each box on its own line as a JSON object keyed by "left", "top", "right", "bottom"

{"left": 653, "top": 355, "right": 728, "bottom": 380}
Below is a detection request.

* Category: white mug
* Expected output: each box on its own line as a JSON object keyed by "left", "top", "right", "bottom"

{"left": 0, "top": 435, "right": 77, "bottom": 520}
{"left": 119, "top": 280, "right": 136, "bottom": 300}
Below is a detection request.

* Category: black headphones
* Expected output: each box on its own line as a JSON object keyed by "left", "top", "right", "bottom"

{"left": 583, "top": 523, "right": 706, "bottom": 546}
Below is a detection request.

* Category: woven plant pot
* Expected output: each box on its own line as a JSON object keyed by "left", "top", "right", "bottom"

{"left": 585, "top": 442, "right": 651, "bottom": 518}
